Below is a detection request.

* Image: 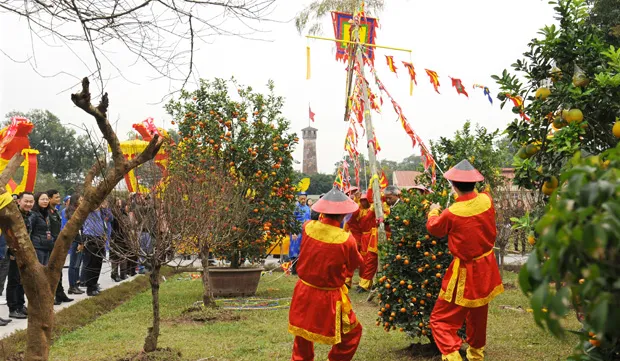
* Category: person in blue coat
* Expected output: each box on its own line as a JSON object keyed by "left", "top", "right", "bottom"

{"left": 288, "top": 192, "right": 311, "bottom": 275}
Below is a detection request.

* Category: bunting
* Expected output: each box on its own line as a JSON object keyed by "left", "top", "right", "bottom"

{"left": 402, "top": 61, "right": 417, "bottom": 95}
{"left": 425, "top": 69, "right": 441, "bottom": 94}
{"left": 450, "top": 77, "right": 469, "bottom": 97}
{"left": 473, "top": 84, "right": 493, "bottom": 104}
{"left": 385, "top": 56, "right": 397, "bottom": 74}
{"left": 505, "top": 93, "right": 530, "bottom": 121}
{"left": 379, "top": 170, "right": 389, "bottom": 189}
{"left": 334, "top": 168, "right": 344, "bottom": 189}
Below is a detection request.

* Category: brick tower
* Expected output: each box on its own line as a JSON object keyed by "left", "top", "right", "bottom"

{"left": 302, "top": 126, "right": 318, "bottom": 175}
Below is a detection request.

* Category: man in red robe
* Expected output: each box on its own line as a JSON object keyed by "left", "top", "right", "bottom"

{"left": 426, "top": 160, "right": 504, "bottom": 361}
{"left": 357, "top": 189, "right": 390, "bottom": 292}
{"left": 344, "top": 190, "right": 366, "bottom": 288}
{"left": 289, "top": 187, "right": 364, "bottom": 361}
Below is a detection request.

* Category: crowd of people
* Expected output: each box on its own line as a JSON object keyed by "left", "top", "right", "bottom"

{"left": 0, "top": 190, "right": 155, "bottom": 325}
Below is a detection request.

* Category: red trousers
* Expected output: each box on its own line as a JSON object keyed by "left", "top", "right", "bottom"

{"left": 430, "top": 298, "right": 488, "bottom": 360}
{"left": 358, "top": 252, "right": 377, "bottom": 290}
{"left": 291, "top": 323, "right": 363, "bottom": 361}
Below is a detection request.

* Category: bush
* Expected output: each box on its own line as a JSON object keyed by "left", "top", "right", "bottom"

{"left": 520, "top": 144, "right": 620, "bottom": 360}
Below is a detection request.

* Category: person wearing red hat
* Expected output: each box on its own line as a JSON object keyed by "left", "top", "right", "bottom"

{"left": 288, "top": 187, "right": 364, "bottom": 361}
{"left": 426, "top": 160, "right": 503, "bottom": 361}
{"left": 356, "top": 189, "right": 390, "bottom": 292}
{"left": 343, "top": 190, "right": 367, "bottom": 288}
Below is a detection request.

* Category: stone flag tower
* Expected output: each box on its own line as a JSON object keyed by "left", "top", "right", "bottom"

{"left": 302, "top": 126, "right": 318, "bottom": 174}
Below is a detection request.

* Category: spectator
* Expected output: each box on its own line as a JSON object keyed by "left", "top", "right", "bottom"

{"left": 110, "top": 199, "right": 129, "bottom": 282}
{"left": 8, "top": 192, "right": 33, "bottom": 319}
{"left": 46, "top": 190, "right": 73, "bottom": 305}
{"left": 82, "top": 202, "right": 113, "bottom": 296}
{"left": 66, "top": 194, "right": 85, "bottom": 295}
{"left": 0, "top": 233, "right": 12, "bottom": 325}
{"left": 60, "top": 195, "right": 71, "bottom": 228}
{"left": 0, "top": 232, "right": 8, "bottom": 305}
{"left": 30, "top": 192, "right": 53, "bottom": 265}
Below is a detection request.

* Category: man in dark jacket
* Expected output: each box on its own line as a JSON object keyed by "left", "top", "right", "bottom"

{"left": 47, "top": 190, "right": 73, "bottom": 304}
{"left": 7, "top": 192, "right": 33, "bottom": 319}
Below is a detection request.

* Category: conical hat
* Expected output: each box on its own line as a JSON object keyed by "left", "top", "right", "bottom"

{"left": 311, "top": 187, "right": 359, "bottom": 214}
{"left": 344, "top": 186, "right": 359, "bottom": 195}
{"left": 444, "top": 159, "right": 484, "bottom": 182}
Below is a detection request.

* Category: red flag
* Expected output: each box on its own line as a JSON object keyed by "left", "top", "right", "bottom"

{"left": 379, "top": 170, "right": 388, "bottom": 189}
{"left": 309, "top": 106, "right": 316, "bottom": 122}
{"left": 425, "top": 69, "right": 440, "bottom": 94}
{"left": 385, "top": 56, "right": 398, "bottom": 74}
{"left": 450, "top": 77, "right": 469, "bottom": 97}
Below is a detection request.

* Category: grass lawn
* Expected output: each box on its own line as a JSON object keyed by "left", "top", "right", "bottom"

{"left": 49, "top": 271, "right": 580, "bottom": 361}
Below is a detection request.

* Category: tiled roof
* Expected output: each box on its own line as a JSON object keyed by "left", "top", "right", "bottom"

{"left": 393, "top": 171, "right": 423, "bottom": 188}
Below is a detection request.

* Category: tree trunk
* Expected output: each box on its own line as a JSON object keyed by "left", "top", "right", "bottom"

{"left": 200, "top": 253, "right": 216, "bottom": 308}
{"left": 230, "top": 246, "right": 240, "bottom": 269}
{"left": 21, "top": 266, "right": 56, "bottom": 361}
{"left": 143, "top": 264, "right": 161, "bottom": 353}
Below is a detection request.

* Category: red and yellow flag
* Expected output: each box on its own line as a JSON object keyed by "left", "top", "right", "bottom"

{"left": 425, "top": 69, "right": 440, "bottom": 94}
{"left": 402, "top": 62, "right": 417, "bottom": 95}
{"left": 385, "top": 56, "right": 398, "bottom": 74}
{"left": 505, "top": 93, "right": 530, "bottom": 121}
{"left": 379, "top": 170, "right": 388, "bottom": 189}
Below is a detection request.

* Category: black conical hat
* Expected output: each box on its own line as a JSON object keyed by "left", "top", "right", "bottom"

{"left": 311, "top": 187, "right": 359, "bottom": 214}
{"left": 444, "top": 159, "right": 484, "bottom": 182}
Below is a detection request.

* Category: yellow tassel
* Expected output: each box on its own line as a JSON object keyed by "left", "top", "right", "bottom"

{"left": 306, "top": 46, "right": 311, "bottom": 80}
{"left": 410, "top": 80, "right": 413, "bottom": 96}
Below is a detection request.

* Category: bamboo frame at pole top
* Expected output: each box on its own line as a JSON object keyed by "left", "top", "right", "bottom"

{"left": 305, "top": 35, "right": 412, "bottom": 53}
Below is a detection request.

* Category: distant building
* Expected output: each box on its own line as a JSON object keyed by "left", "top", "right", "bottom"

{"left": 392, "top": 170, "right": 423, "bottom": 189}
{"left": 302, "top": 126, "right": 318, "bottom": 175}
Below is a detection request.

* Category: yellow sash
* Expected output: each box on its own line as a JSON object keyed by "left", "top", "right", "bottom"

{"left": 301, "top": 280, "right": 352, "bottom": 315}
{"left": 442, "top": 249, "right": 494, "bottom": 303}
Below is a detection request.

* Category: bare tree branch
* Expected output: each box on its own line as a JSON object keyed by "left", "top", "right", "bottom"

{"left": 1, "top": 0, "right": 278, "bottom": 94}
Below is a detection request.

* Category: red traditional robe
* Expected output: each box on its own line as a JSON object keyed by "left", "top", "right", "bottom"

{"left": 289, "top": 217, "right": 364, "bottom": 345}
{"left": 358, "top": 202, "right": 389, "bottom": 290}
{"left": 344, "top": 206, "right": 367, "bottom": 286}
{"left": 426, "top": 192, "right": 503, "bottom": 307}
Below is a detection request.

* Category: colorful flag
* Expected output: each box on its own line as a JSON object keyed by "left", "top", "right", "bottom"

{"left": 402, "top": 61, "right": 417, "bottom": 95}
{"left": 505, "top": 93, "right": 530, "bottom": 121}
{"left": 334, "top": 169, "right": 344, "bottom": 189}
{"left": 309, "top": 106, "right": 316, "bottom": 122}
{"left": 425, "top": 69, "right": 440, "bottom": 94}
{"left": 379, "top": 170, "right": 388, "bottom": 189}
{"left": 450, "top": 77, "right": 469, "bottom": 97}
{"left": 385, "top": 56, "right": 398, "bottom": 74}
{"left": 473, "top": 84, "right": 493, "bottom": 104}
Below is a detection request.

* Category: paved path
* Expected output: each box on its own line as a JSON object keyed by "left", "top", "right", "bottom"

{"left": 0, "top": 258, "right": 142, "bottom": 339}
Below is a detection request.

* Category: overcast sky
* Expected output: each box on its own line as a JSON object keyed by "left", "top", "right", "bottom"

{"left": 0, "top": 0, "right": 556, "bottom": 174}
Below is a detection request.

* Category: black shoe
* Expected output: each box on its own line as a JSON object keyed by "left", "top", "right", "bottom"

{"left": 54, "top": 299, "right": 62, "bottom": 305}
{"left": 22, "top": 307, "right": 27, "bottom": 315}
{"left": 120, "top": 274, "right": 128, "bottom": 280}
{"left": 9, "top": 310, "right": 27, "bottom": 319}
{"left": 112, "top": 275, "right": 121, "bottom": 282}
{"left": 0, "top": 319, "right": 8, "bottom": 326}
{"left": 87, "top": 290, "right": 100, "bottom": 296}
{"left": 68, "top": 286, "right": 85, "bottom": 295}
{"left": 0, "top": 317, "right": 12, "bottom": 323}
{"left": 57, "top": 294, "right": 74, "bottom": 303}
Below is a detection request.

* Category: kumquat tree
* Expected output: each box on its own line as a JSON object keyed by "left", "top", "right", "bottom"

{"left": 376, "top": 121, "right": 506, "bottom": 353}
{"left": 166, "top": 78, "right": 300, "bottom": 268}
